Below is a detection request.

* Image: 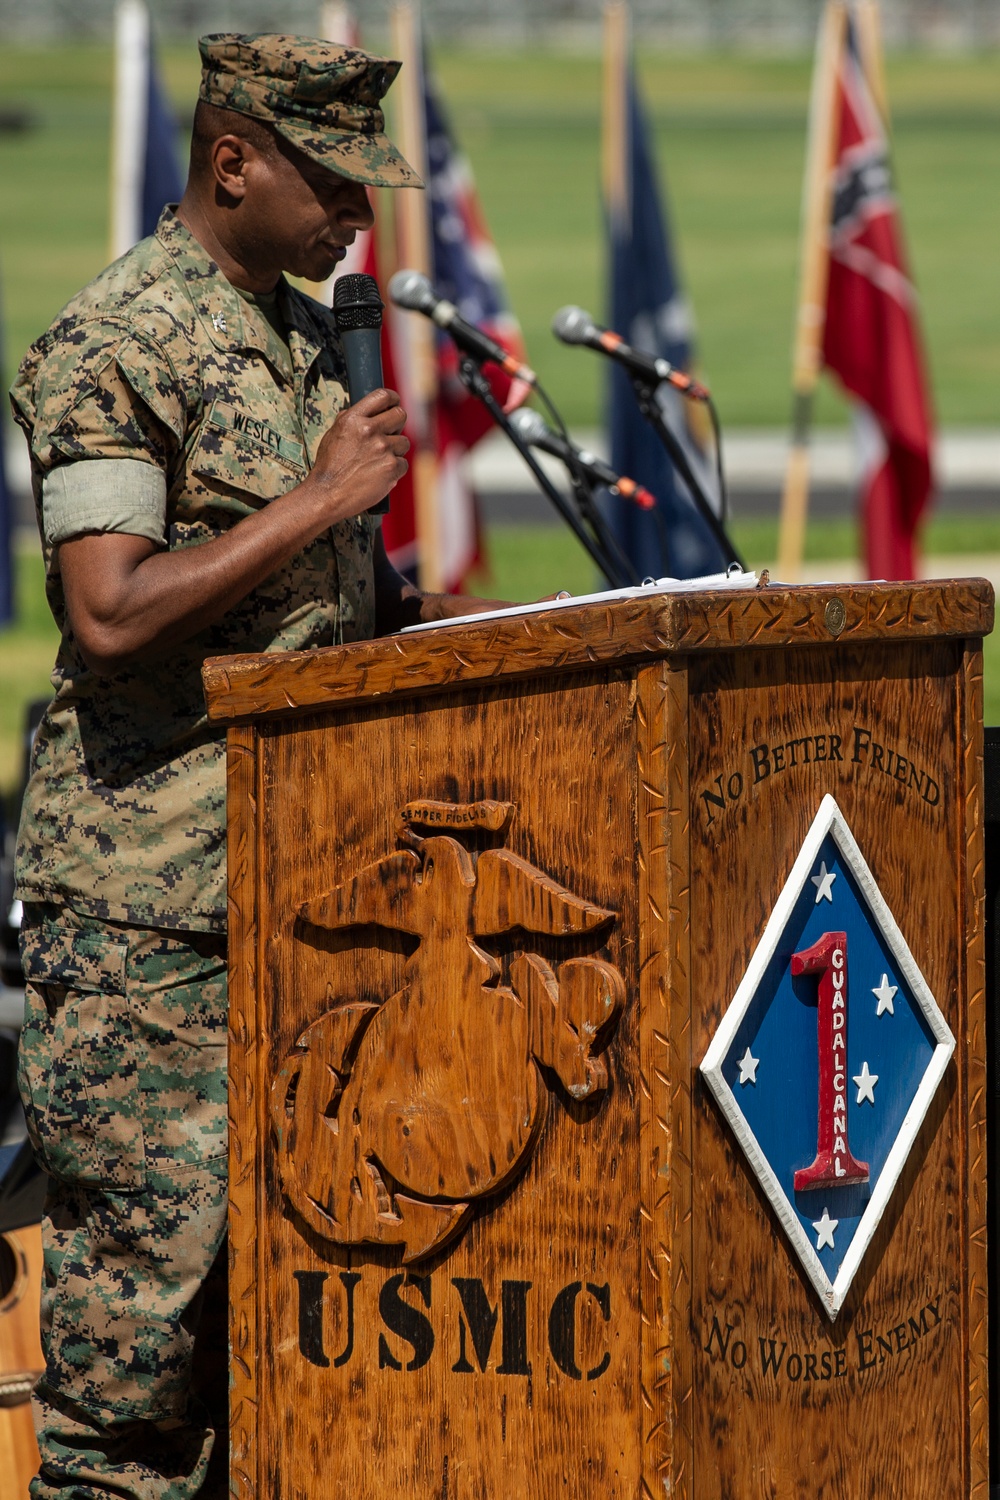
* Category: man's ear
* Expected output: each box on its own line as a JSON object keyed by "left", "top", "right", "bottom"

{"left": 210, "top": 134, "right": 253, "bottom": 200}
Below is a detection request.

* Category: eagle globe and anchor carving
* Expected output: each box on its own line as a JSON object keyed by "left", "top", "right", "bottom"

{"left": 270, "top": 798, "right": 626, "bottom": 1262}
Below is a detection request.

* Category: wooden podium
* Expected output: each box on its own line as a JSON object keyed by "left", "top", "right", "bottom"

{"left": 203, "top": 578, "right": 992, "bottom": 1499}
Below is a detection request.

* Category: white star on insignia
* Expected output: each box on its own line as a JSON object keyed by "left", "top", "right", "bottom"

{"left": 853, "top": 1061, "right": 878, "bottom": 1105}
{"left": 813, "top": 1207, "right": 838, "bottom": 1250}
{"left": 811, "top": 861, "right": 836, "bottom": 903}
{"left": 737, "top": 1047, "right": 759, "bottom": 1085}
{"left": 872, "top": 974, "right": 897, "bottom": 1016}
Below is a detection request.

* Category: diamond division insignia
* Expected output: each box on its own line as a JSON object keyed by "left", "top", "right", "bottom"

{"left": 700, "top": 793, "right": 955, "bottom": 1319}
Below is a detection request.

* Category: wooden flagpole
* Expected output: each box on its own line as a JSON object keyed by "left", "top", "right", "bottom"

{"left": 776, "top": 0, "right": 848, "bottom": 581}
{"left": 319, "top": 0, "right": 354, "bottom": 44}
{"left": 855, "top": 0, "right": 890, "bottom": 125}
{"left": 602, "top": 1, "right": 629, "bottom": 231}
{"left": 390, "top": 1, "right": 442, "bottom": 593}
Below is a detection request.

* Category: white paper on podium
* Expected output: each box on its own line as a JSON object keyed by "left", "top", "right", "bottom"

{"left": 400, "top": 569, "right": 760, "bottom": 634}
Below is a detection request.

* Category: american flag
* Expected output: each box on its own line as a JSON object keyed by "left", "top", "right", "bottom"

{"left": 410, "top": 61, "right": 528, "bottom": 590}
{"left": 331, "top": 31, "right": 526, "bottom": 589}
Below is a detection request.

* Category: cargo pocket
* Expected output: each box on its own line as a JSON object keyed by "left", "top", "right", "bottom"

{"left": 18, "top": 925, "right": 146, "bottom": 1192}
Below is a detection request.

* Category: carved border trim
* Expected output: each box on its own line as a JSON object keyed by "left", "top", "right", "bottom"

{"left": 960, "top": 640, "right": 990, "bottom": 1498}
{"left": 636, "top": 660, "right": 672, "bottom": 1495}
{"left": 664, "top": 659, "right": 695, "bottom": 1498}
{"left": 203, "top": 582, "right": 994, "bottom": 727}
{"left": 227, "top": 725, "right": 261, "bottom": 1500}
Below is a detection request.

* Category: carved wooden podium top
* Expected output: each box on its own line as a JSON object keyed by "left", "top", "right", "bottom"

{"left": 202, "top": 577, "right": 993, "bottom": 725}
{"left": 207, "top": 576, "right": 994, "bottom": 1500}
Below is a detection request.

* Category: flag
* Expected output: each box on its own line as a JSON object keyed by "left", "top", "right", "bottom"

{"left": 420, "top": 64, "right": 528, "bottom": 588}
{"left": 389, "top": 30, "right": 527, "bottom": 593}
{"left": 311, "top": 8, "right": 420, "bottom": 575}
{"left": 110, "top": 0, "right": 184, "bottom": 259}
{"left": 822, "top": 10, "right": 933, "bottom": 580}
{"left": 327, "top": 25, "right": 524, "bottom": 590}
{"left": 606, "top": 61, "right": 727, "bottom": 581}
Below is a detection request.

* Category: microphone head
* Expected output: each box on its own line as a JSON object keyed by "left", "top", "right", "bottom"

{"left": 388, "top": 269, "right": 436, "bottom": 314}
{"left": 551, "top": 305, "right": 596, "bottom": 345}
{"left": 509, "top": 407, "right": 550, "bottom": 446}
{"left": 333, "top": 273, "right": 383, "bottom": 332}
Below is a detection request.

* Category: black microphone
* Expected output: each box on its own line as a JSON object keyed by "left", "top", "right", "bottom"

{"left": 551, "top": 305, "right": 709, "bottom": 401}
{"left": 333, "top": 272, "right": 390, "bottom": 515}
{"left": 388, "top": 269, "right": 536, "bottom": 386}
{"left": 509, "top": 408, "right": 656, "bottom": 510}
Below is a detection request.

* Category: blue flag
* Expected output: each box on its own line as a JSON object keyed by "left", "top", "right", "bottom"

{"left": 111, "top": 1, "right": 184, "bottom": 256}
{"left": 607, "top": 68, "right": 727, "bottom": 579}
{"left": 141, "top": 39, "right": 184, "bottom": 238}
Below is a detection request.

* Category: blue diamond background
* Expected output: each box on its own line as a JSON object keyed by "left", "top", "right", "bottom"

{"left": 720, "top": 832, "right": 937, "bottom": 1281}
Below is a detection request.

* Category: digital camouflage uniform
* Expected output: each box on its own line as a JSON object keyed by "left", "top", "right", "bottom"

{"left": 10, "top": 33, "right": 420, "bottom": 1500}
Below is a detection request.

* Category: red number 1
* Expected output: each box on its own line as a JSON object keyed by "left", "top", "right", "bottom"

{"left": 792, "top": 931, "right": 869, "bottom": 1192}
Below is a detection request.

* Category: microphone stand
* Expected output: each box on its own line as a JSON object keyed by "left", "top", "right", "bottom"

{"left": 455, "top": 357, "right": 634, "bottom": 590}
{"left": 554, "top": 454, "right": 641, "bottom": 589}
{"left": 629, "top": 374, "right": 746, "bottom": 572}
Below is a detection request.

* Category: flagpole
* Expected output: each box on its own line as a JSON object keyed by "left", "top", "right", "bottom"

{"left": 855, "top": 0, "right": 890, "bottom": 126}
{"left": 109, "top": 0, "right": 149, "bottom": 262}
{"left": 390, "top": 1, "right": 442, "bottom": 594}
{"left": 776, "top": 0, "right": 848, "bottom": 582}
{"left": 602, "top": 1, "right": 629, "bottom": 230}
{"left": 319, "top": 0, "right": 354, "bottom": 44}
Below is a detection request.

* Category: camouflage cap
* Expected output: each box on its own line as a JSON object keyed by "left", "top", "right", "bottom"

{"left": 197, "top": 33, "right": 423, "bottom": 189}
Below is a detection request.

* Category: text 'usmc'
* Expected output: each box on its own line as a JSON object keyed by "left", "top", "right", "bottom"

{"left": 293, "top": 1271, "right": 613, "bottom": 1383}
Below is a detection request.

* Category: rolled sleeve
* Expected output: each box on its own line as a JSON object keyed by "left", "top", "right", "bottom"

{"left": 43, "top": 459, "right": 168, "bottom": 547}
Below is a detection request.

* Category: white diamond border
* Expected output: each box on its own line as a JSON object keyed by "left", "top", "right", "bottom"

{"left": 699, "top": 793, "right": 956, "bottom": 1320}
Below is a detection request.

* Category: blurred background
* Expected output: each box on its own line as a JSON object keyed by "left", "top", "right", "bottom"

{"left": 0, "top": 0, "right": 997, "bottom": 799}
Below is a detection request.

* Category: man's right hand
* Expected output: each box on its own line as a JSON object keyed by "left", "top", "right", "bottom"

{"left": 304, "top": 388, "right": 410, "bottom": 524}
{"left": 59, "top": 389, "right": 411, "bottom": 677}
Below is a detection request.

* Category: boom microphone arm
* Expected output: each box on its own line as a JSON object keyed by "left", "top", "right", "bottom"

{"left": 552, "top": 305, "right": 744, "bottom": 570}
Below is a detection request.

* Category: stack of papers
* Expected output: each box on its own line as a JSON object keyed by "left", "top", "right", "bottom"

{"left": 400, "top": 569, "right": 760, "bottom": 633}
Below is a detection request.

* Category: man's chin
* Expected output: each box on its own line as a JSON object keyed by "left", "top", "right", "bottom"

{"left": 299, "top": 245, "right": 347, "bottom": 284}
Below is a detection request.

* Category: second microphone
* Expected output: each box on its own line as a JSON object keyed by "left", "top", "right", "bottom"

{"left": 389, "top": 269, "right": 536, "bottom": 386}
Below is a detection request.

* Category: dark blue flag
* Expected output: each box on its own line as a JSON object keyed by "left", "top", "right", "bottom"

{"left": 111, "top": 2, "right": 184, "bottom": 256}
{"left": 141, "top": 39, "right": 184, "bottom": 238}
{"left": 607, "top": 68, "right": 727, "bottom": 579}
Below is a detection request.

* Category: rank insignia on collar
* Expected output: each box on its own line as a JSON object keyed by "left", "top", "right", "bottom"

{"left": 700, "top": 793, "right": 954, "bottom": 1318}
{"left": 212, "top": 312, "right": 227, "bottom": 333}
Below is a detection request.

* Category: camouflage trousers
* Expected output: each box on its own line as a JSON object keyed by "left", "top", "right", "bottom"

{"left": 17, "top": 903, "right": 229, "bottom": 1500}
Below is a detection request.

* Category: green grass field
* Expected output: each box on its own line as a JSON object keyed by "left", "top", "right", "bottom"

{"left": 0, "top": 45, "right": 998, "bottom": 425}
{"left": 0, "top": 42, "right": 997, "bottom": 797}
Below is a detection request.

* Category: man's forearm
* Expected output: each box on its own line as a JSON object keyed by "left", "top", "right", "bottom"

{"left": 59, "top": 391, "right": 411, "bottom": 676}
{"left": 372, "top": 535, "right": 506, "bottom": 636}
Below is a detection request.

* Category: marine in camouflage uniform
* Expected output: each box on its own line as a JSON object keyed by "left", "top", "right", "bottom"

{"left": 9, "top": 33, "right": 456, "bottom": 1500}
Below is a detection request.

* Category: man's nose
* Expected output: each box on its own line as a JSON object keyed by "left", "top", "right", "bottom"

{"left": 337, "top": 183, "right": 376, "bottom": 231}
